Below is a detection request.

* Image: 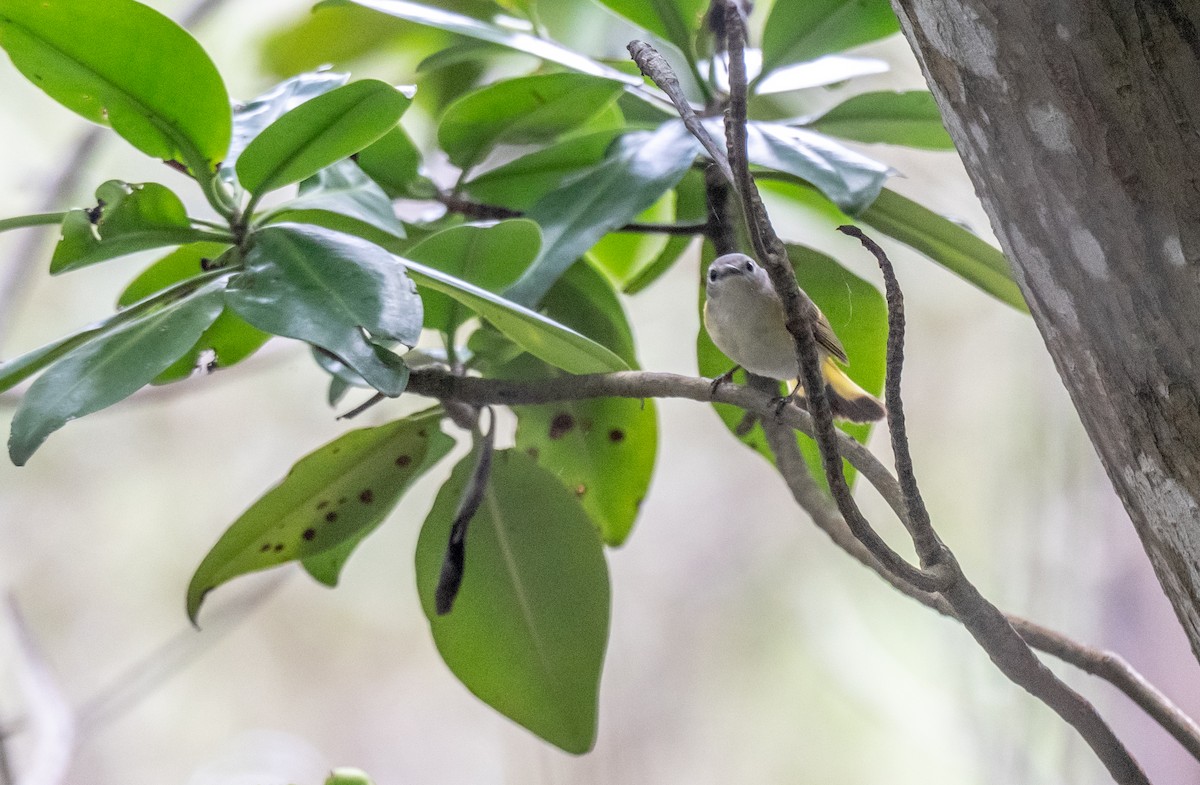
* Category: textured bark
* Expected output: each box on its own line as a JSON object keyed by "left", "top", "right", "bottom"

{"left": 892, "top": 1, "right": 1200, "bottom": 659}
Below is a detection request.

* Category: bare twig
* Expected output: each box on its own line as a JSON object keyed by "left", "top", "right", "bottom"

{"left": 435, "top": 192, "right": 709, "bottom": 237}
{"left": 435, "top": 407, "right": 495, "bottom": 615}
{"left": 626, "top": 41, "right": 735, "bottom": 186}
{"left": 401, "top": 365, "right": 1197, "bottom": 769}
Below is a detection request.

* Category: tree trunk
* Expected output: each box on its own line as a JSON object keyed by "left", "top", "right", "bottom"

{"left": 891, "top": 0, "right": 1200, "bottom": 659}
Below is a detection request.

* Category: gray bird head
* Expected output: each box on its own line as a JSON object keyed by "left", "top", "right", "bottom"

{"left": 706, "top": 253, "right": 771, "bottom": 296}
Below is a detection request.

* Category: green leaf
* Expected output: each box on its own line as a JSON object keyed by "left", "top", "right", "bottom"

{"left": 402, "top": 258, "right": 627, "bottom": 374}
{"left": 596, "top": 0, "right": 706, "bottom": 60}
{"left": 356, "top": 125, "right": 432, "bottom": 199}
{"left": 404, "top": 220, "right": 541, "bottom": 336}
{"left": 860, "top": 188, "right": 1026, "bottom": 311}
{"left": 261, "top": 3, "right": 414, "bottom": 77}
{"left": 622, "top": 168, "right": 706, "bottom": 294}
{"left": 740, "top": 121, "right": 890, "bottom": 215}
{"left": 236, "top": 79, "right": 411, "bottom": 197}
{"left": 463, "top": 129, "right": 625, "bottom": 210}
{"left": 327, "top": 0, "right": 643, "bottom": 87}
{"left": 438, "top": 72, "right": 624, "bottom": 169}
{"left": 507, "top": 262, "right": 655, "bottom": 545}
{"left": 0, "top": 328, "right": 107, "bottom": 395}
{"left": 415, "top": 449, "right": 609, "bottom": 754}
{"left": 226, "top": 224, "right": 422, "bottom": 395}
{"left": 262, "top": 159, "right": 406, "bottom": 241}
{"left": 228, "top": 70, "right": 350, "bottom": 168}
{"left": 301, "top": 411, "right": 453, "bottom": 586}
{"left": 119, "top": 244, "right": 270, "bottom": 383}
{"left": 0, "top": 0, "right": 231, "bottom": 172}
{"left": 50, "top": 181, "right": 214, "bottom": 273}
{"left": 187, "top": 408, "right": 453, "bottom": 621}
{"left": 759, "top": 0, "right": 900, "bottom": 77}
{"left": 696, "top": 243, "right": 886, "bottom": 482}
{"left": 325, "top": 768, "right": 375, "bottom": 785}
{"left": 8, "top": 277, "right": 226, "bottom": 465}
{"left": 755, "top": 55, "right": 889, "bottom": 95}
{"left": 805, "top": 91, "right": 954, "bottom": 150}
{"left": 587, "top": 191, "right": 674, "bottom": 286}
{"left": 507, "top": 120, "right": 701, "bottom": 306}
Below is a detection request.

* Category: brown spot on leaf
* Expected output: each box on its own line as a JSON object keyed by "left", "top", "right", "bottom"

{"left": 316, "top": 500, "right": 329, "bottom": 510}
{"left": 273, "top": 544, "right": 284, "bottom": 552}
{"left": 548, "top": 412, "right": 575, "bottom": 439}
{"left": 581, "top": 418, "right": 594, "bottom": 433}
{"left": 337, "top": 497, "right": 347, "bottom": 505}
{"left": 359, "top": 489, "right": 374, "bottom": 504}
{"left": 395, "top": 454, "right": 412, "bottom": 467}
{"left": 418, "top": 429, "right": 429, "bottom": 438}
{"left": 325, "top": 511, "right": 338, "bottom": 523}
{"left": 575, "top": 484, "right": 587, "bottom": 497}
{"left": 302, "top": 528, "right": 317, "bottom": 541}
{"left": 259, "top": 543, "right": 271, "bottom": 553}
{"left": 526, "top": 447, "right": 539, "bottom": 460}
{"left": 608, "top": 428, "right": 625, "bottom": 443}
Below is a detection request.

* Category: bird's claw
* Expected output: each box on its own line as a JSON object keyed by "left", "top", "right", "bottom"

{"left": 709, "top": 365, "right": 740, "bottom": 399}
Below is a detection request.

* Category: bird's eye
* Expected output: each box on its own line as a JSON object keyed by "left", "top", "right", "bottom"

{"left": 744, "top": 260, "right": 754, "bottom": 272}
{"left": 708, "top": 269, "right": 718, "bottom": 282}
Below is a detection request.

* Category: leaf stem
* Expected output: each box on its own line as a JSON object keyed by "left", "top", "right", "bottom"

{"left": 0, "top": 212, "right": 66, "bottom": 235}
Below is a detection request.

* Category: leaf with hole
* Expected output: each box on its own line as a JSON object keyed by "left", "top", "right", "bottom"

{"left": 50, "top": 181, "right": 214, "bottom": 274}
{"left": 415, "top": 448, "right": 610, "bottom": 754}
{"left": 236, "top": 79, "right": 411, "bottom": 197}
{"left": 8, "top": 276, "right": 227, "bottom": 465}
{"left": 438, "top": 73, "right": 624, "bottom": 170}
{"left": 0, "top": 0, "right": 231, "bottom": 171}
{"left": 804, "top": 91, "right": 954, "bottom": 150}
{"left": 187, "top": 408, "right": 452, "bottom": 621}
{"left": 226, "top": 224, "right": 421, "bottom": 395}
{"left": 506, "top": 120, "right": 701, "bottom": 306}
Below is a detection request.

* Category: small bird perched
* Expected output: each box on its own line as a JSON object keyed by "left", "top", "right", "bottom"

{"left": 703, "top": 252, "right": 885, "bottom": 423}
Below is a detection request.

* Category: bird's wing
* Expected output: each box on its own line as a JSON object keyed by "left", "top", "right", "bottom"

{"left": 814, "top": 310, "right": 850, "bottom": 364}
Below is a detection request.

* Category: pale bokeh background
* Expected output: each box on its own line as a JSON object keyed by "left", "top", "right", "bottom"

{"left": 1, "top": 2, "right": 1198, "bottom": 784}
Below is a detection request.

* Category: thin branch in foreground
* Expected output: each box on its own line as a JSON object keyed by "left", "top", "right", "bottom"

{"left": 435, "top": 407, "right": 495, "bottom": 615}
{"left": 405, "top": 365, "right": 1196, "bottom": 771}
{"left": 626, "top": 40, "right": 735, "bottom": 186}
{"left": 719, "top": 3, "right": 948, "bottom": 595}
{"left": 435, "top": 192, "right": 709, "bottom": 236}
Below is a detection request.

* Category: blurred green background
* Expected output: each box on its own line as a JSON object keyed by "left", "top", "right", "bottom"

{"left": 1, "top": 1, "right": 1197, "bottom": 783}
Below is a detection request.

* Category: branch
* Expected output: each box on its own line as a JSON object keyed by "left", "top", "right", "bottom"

{"left": 435, "top": 192, "right": 709, "bottom": 236}
{"left": 404, "top": 364, "right": 1199, "bottom": 769}
{"left": 626, "top": 40, "right": 735, "bottom": 186}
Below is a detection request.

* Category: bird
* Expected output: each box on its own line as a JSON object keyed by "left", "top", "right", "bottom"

{"left": 703, "top": 252, "right": 885, "bottom": 423}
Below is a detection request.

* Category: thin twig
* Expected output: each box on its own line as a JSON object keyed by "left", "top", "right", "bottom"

{"left": 400, "top": 365, "right": 1198, "bottom": 768}
{"left": 720, "top": 3, "right": 948, "bottom": 595}
{"left": 435, "top": 407, "right": 495, "bottom": 615}
{"left": 626, "top": 41, "right": 735, "bottom": 186}
{"left": 435, "top": 193, "right": 709, "bottom": 236}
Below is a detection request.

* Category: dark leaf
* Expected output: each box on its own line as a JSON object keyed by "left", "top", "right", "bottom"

{"left": 262, "top": 159, "right": 406, "bottom": 240}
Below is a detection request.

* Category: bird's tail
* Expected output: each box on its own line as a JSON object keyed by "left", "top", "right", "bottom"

{"left": 821, "top": 357, "right": 885, "bottom": 423}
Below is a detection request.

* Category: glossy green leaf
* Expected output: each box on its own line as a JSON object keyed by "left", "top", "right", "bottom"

{"left": 741, "top": 121, "right": 890, "bottom": 215}
{"left": 508, "top": 262, "right": 654, "bottom": 545}
{"left": 119, "top": 244, "right": 270, "bottom": 383}
{"left": 0, "top": 0, "right": 231, "bottom": 171}
{"left": 760, "top": 0, "right": 900, "bottom": 77}
{"left": 325, "top": 768, "right": 375, "bottom": 785}
{"left": 622, "top": 168, "right": 706, "bottom": 294}
{"left": 860, "top": 188, "right": 1026, "bottom": 311}
{"left": 226, "top": 224, "right": 421, "bottom": 395}
{"left": 50, "top": 181, "right": 214, "bottom": 273}
{"left": 597, "top": 0, "right": 706, "bottom": 59}
{"left": 463, "top": 129, "right": 625, "bottom": 210}
{"left": 327, "top": 0, "right": 642, "bottom": 87}
{"left": 228, "top": 70, "right": 350, "bottom": 168}
{"left": 0, "top": 327, "right": 108, "bottom": 395}
{"left": 415, "top": 449, "right": 610, "bottom": 754}
{"left": 356, "top": 125, "right": 432, "bottom": 199}
{"left": 262, "top": 159, "right": 406, "bottom": 241}
{"left": 756, "top": 55, "right": 889, "bottom": 95}
{"left": 438, "top": 73, "right": 623, "bottom": 170}
{"left": 187, "top": 408, "right": 452, "bottom": 621}
{"left": 805, "top": 91, "right": 954, "bottom": 150}
{"left": 236, "top": 79, "right": 411, "bottom": 197}
{"left": 588, "top": 191, "right": 674, "bottom": 285}
{"left": 696, "top": 243, "right": 885, "bottom": 481}
{"left": 404, "top": 220, "right": 541, "bottom": 336}
{"left": 8, "top": 277, "right": 227, "bottom": 465}
{"left": 507, "top": 120, "right": 702, "bottom": 306}
{"left": 401, "top": 258, "right": 628, "bottom": 374}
